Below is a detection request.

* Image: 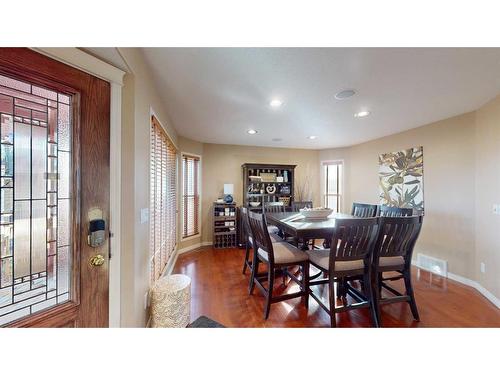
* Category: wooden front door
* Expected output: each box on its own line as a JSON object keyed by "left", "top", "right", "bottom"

{"left": 0, "top": 48, "right": 110, "bottom": 327}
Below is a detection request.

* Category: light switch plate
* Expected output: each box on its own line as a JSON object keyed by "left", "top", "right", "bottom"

{"left": 140, "top": 208, "right": 149, "bottom": 224}
{"left": 480, "top": 262, "right": 486, "bottom": 273}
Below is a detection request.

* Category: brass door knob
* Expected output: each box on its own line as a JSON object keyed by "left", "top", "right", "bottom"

{"left": 89, "top": 254, "right": 105, "bottom": 267}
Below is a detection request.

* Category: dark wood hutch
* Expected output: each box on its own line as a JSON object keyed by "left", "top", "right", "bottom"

{"left": 238, "top": 163, "right": 296, "bottom": 247}
{"left": 241, "top": 163, "right": 297, "bottom": 210}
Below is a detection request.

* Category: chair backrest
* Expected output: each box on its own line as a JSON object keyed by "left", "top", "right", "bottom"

{"left": 373, "top": 216, "right": 423, "bottom": 267}
{"left": 378, "top": 205, "right": 413, "bottom": 217}
{"left": 247, "top": 210, "right": 274, "bottom": 262}
{"left": 291, "top": 201, "right": 313, "bottom": 212}
{"left": 264, "top": 201, "right": 285, "bottom": 214}
{"left": 351, "top": 202, "right": 378, "bottom": 217}
{"left": 329, "top": 217, "right": 380, "bottom": 268}
{"left": 240, "top": 206, "right": 251, "bottom": 240}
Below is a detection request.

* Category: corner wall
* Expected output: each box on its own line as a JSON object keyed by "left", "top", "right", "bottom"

{"left": 322, "top": 113, "right": 477, "bottom": 279}
{"left": 475, "top": 95, "right": 500, "bottom": 300}
{"left": 319, "top": 98, "right": 500, "bottom": 304}
{"left": 119, "top": 48, "right": 179, "bottom": 327}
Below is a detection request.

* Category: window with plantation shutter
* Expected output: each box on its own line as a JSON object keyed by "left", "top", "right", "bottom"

{"left": 150, "top": 116, "right": 177, "bottom": 285}
{"left": 182, "top": 154, "right": 200, "bottom": 238}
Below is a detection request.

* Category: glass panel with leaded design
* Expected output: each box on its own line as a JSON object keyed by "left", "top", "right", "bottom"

{"left": 0, "top": 73, "right": 72, "bottom": 326}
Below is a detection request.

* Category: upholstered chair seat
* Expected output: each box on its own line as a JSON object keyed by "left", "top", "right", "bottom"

{"left": 305, "top": 250, "right": 364, "bottom": 272}
{"left": 258, "top": 241, "right": 309, "bottom": 264}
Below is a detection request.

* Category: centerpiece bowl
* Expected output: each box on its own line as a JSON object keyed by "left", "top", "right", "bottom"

{"left": 299, "top": 208, "right": 333, "bottom": 220}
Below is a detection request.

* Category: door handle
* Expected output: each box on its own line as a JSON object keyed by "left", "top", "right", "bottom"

{"left": 89, "top": 254, "right": 105, "bottom": 267}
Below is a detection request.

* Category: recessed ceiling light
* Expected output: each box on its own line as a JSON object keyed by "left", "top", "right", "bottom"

{"left": 247, "top": 129, "right": 258, "bottom": 135}
{"left": 335, "top": 89, "right": 356, "bottom": 100}
{"left": 354, "top": 111, "right": 370, "bottom": 118}
{"left": 269, "top": 99, "right": 283, "bottom": 108}
{"left": 307, "top": 135, "right": 317, "bottom": 140}
{"left": 272, "top": 138, "right": 283, "bottom": 142}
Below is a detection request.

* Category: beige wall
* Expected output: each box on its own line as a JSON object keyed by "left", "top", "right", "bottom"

{"left": 118, "top": 46, "right": 500, "bottom": 325}
{"left": 119, "top": 48, "right": 179, "bottom": 327}
{"left": 319, "top": 104, "right": 500, "bottom": 303}
{"left": 320, "top": 113, "right": 477, "bottom": 279}
{"left": 201, "top": 143, "right": 320, "bottom": 243}
{"left": 475, "top": 95, "right": 500, "bottom": 299}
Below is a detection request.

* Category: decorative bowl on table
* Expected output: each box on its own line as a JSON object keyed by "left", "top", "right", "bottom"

{"left": 299, "top": 207, "right": 333, "bottom": 220}
{"left": 249, "top": 201, "right": 261, "bottom": 207}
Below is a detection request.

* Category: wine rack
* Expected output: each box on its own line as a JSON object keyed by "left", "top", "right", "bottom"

{"left": 213, "top": 202, "right": 238, "bottom": 249}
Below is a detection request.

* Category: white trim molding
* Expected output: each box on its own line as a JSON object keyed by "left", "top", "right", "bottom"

{"left": 178, "top": 241, "right": 213, "bottom": 255}
{"left": 412, "top": 261, "right": 500, "bottom": 309}
{"left": 31, "top": 47, "right": 126, "bottom": 327}
{"left": 447, "top": 272, "right": 500, "bottom": 309}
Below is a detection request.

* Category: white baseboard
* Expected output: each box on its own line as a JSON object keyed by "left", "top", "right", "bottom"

{"left": 177, "top": 241, "right": 213, "bottom": 255}
{"left": 447, "top": 272, "right": 500, "bottom": 309}
{"left": 412, "top": 260, "right": 500, "bottom": 309}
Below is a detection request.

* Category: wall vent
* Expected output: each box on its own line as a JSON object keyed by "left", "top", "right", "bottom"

{"left": 416, "top": 253, "right": 448, "bottom": 277}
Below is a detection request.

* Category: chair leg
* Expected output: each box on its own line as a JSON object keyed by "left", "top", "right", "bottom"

{"left": 342, "top": 278, "right": 349, "bottom": 306}
{"left": 242, "top": 241, "right": 251, "bottom": 274}
{"left": 302, "top": 262, "right": 309, "bottom": 309}
{"left": 403, "top": 268, "right": 420, "bottom": 321}
{"left": 282, "top": 267, "right": 287, "bottom": 286}
{"left": 248, "top": 251, "right": 259, "bottom": 295}
{"left": 328, "top": 277, "right": 337, "bottom": 328}
{"left": 372, "top": 270, "right": 382, "bottom": 326}
{"left": 264, "top": 266, "right": 275, "bottom": 319}
{"left": 364, "top": 270, "right": 379, "bottom": 328}
{"left": 336, "top": 277, "right": 342, "bottom": 299}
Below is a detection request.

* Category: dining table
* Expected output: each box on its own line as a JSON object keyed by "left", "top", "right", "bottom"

{"left": 265, "top": 211, "right": 356, "bottom": 249}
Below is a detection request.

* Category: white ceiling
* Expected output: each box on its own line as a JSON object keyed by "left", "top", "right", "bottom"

{"left": 136, "top": 48, "right": 500, "bottom": 149}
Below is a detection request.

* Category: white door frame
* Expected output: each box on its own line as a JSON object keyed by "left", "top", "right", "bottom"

{"left": 31, "top": 48, "right": 125, "bottom": 327}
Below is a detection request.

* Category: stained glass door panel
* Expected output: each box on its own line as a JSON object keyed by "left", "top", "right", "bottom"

{"left": 0, "top": 73, "right": 72, "bottom": 326}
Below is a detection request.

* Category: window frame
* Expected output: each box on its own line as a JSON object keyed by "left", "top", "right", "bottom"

{"left": 320, "top": 159, "right": 344, "bottom": 213}
{"left": 180, "top": 152, "right": 202, "bottom": 242}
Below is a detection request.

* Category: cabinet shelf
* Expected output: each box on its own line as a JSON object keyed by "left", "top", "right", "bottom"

{"left": 246, "top": 193, "right": 291, "bottom": 197}
{"left": 213, "top": 216, "right": 236, "bottom": 221}
{"left": 247, "top": 181, "right": 291, "bottom": 184}
{"left": 213, "top": 202, "right": 238, "bottom": 248}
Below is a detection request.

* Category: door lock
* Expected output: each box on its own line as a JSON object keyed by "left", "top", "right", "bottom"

{"left": 88, "top": 219, "right": 106, "bottom": 247}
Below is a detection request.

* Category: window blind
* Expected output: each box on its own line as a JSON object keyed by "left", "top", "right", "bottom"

{"left": 182, "top": 154, "right": 200, "bottom": 238}
{"left": 150, "top": 116, "right": 177, "bottom": 284}
{"left": 323, "top": 161, "right": 343, "bottom": 213}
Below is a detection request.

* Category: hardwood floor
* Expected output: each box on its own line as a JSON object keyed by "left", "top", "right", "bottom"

{"left": 173, "top": 246, "right": 500, "bottom": 328}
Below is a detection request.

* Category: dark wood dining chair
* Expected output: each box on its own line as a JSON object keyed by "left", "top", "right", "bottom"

{"left": 264, "top": 201, "right": 285, "bottom": 213}
{"left": 241, "top": 206, "right": 284, "bottom": 275}
{"left": 351, "top": 202, "right": 378, "bottom": 217}
{"left": 263, "top": 201, "right": 284, "bottom": 235}
{"left": 378, "top": 205, "right": 413, "bottom": 217}
{"left": 306, "top": 217, "right": 380, "bottom": 327}
{"left": 247, "top": 210, "right": 309, "bottom": 319}
{"left": 291, "top": 201, "right": 313, "bottom": 211}
{"left": 371, "top": 215, "right": 423, "bottom": 325}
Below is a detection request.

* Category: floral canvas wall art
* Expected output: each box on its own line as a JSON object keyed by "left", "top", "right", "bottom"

{"left": 379, "top": 146, "right": 424, "bottom": 212}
